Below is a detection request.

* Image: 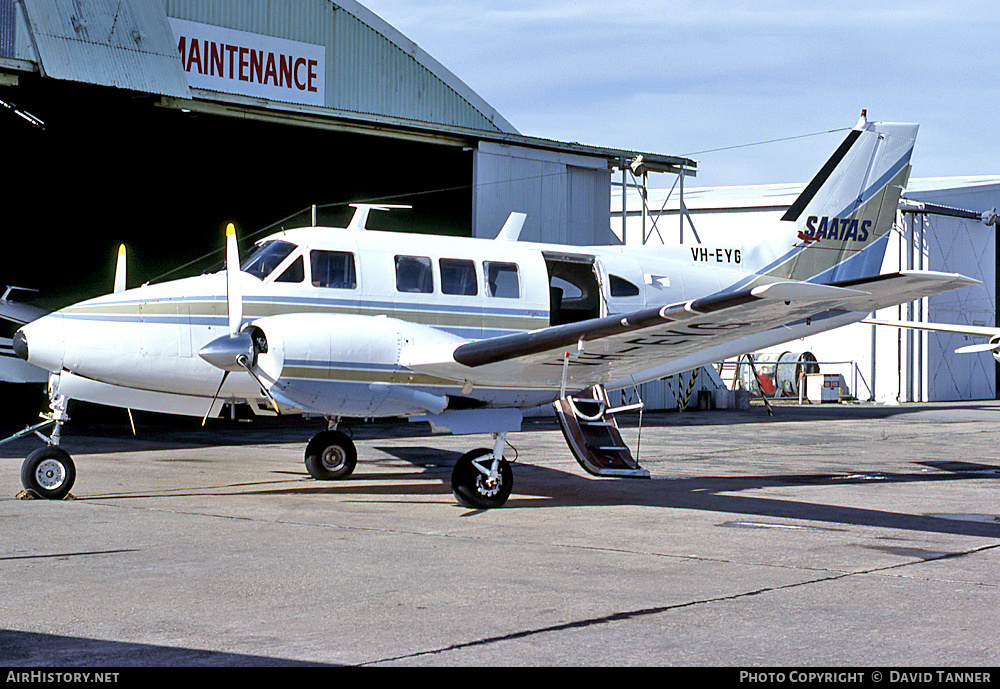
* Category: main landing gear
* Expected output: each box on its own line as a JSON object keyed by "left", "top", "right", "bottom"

{"left": 304, "top": 426, "right": 358, "bottom": 480}
{"left": 303, "top": 422, "right": 514, "bottom": 509}
{"left": 450, "top": 434, "right": 513, "bottom": 510}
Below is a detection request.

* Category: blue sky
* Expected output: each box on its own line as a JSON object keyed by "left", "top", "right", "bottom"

{"left": 361, "top": 1, "right": 998, "bottom": 189}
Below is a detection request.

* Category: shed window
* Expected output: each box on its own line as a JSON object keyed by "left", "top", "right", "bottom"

{"left": 395, "top": 255, "right": 434, "bottom": 293}
{"left": 311, "top": 250, "right": 357, "bottom": 289}
{"left": 485, "top": 261, "right": 520, "bottom": 298}
{"left": 440, "top": 258, "right": 478, "bottom": 296}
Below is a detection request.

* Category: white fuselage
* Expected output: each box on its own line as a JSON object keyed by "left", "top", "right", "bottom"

{"left": 19, "top": 223, "right": 846, "bottom": 418}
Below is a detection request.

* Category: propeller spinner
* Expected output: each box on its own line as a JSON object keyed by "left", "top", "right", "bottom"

{"left": 198, "top": 223, "right": 278, "bottom": 423}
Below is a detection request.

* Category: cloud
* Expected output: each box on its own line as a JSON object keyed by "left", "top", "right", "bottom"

{"left": 360, "top": 1, "right": 1000, "bottom": 186}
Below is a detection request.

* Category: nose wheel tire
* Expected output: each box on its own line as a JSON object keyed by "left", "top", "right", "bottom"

{"left": 304, "top": 430, "right": 357, "bottom": 480}
{"left": 451, "top": 448, "right": 513, "bottom": 509}
{"left": 21, "top": 447, "right": 76, "bottom": 500}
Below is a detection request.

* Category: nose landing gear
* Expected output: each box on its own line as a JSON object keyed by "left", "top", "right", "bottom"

{"left": 21, "top": 446, "right": 75, "bottom": 500}
{"left": 2, "top": 390, "right": 76, "bottom": 500}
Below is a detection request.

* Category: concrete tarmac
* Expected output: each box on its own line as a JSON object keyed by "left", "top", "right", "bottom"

{"left": 1, "top": 400, "right": 998, "bottom": 667}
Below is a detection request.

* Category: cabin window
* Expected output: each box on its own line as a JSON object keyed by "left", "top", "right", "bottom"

{"left": 439, "top": 258, "right": 478, "bottom": 296}
{"left": 395, "top": 255, "right": 434, "bottom": 293}
{"left": 485, "top": 261, "right": 519, "bottom": 298}
{"left": 242, "top": 240, "right": 297, "bottom": 280}
{"left": 311, "top": 250, "right": 357, "bottom": 289}
{"left": 609, "top": 274, "right": 641, "bottom": 297}
{"left": 275, "top": 255, "right": 304, "bottom": 283}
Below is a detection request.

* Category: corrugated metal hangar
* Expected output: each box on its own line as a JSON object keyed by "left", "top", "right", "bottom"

{"left": 0, "top": 0, "right": 694, "bottom": 310}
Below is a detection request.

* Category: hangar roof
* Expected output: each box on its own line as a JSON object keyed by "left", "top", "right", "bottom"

{"left": 164, "top": 0, "right": 518, "bottom": 135}
{"left": 4, "top": 0, "right": 516, "bottom": 133}
{"left": 0, "top": 0, "right": 697, "bottom": 175}
{"left": 0, "top": 0, "right": 694, "bottom": 176}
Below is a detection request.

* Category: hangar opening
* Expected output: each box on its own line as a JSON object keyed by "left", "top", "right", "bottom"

{"left": 2, "top": 74, "right": 474, "bottom": 307}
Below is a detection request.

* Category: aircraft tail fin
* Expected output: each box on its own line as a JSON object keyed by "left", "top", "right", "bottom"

{"left": 769, "top": 112, "right": 917, "bottom": 284}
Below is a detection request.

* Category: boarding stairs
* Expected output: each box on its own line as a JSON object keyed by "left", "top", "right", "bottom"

{"left": 553, "top": 385, "right": 649, "bottom": 478}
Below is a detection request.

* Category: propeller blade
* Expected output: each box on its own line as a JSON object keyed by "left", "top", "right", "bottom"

{"left": 225, "top": 223, "right": 242, "bottom": 336}
{"left": 113, "top": 244, "right": 127, "bottom": 293}
{"left": 202, "top": 370, "right": 230, "bottom": 427}
{"left": 954, "top": 342, "right": 1000, "bottom": 354}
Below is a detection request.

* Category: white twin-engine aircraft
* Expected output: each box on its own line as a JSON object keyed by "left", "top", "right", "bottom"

{"left": 11, "top": 114, "right": 979, "bottom": 507}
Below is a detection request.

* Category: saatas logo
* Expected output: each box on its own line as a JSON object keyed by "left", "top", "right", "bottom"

{"left": 803, "top": 216, "right": 872, "bottom": 242}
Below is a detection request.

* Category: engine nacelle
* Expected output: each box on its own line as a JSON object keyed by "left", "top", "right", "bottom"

{"left": 990, "top": 335, "right": 1000, "bottom": 363}
{"left": 249, "top": 313, "right": 466, "bottom": 417}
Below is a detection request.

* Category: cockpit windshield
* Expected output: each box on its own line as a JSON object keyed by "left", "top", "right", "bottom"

{"left": 241, "top": 240, "right": 297, "bottom": 280}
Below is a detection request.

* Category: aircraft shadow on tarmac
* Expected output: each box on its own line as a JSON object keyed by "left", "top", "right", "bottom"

{"left": 4, "top": 410, "right": 1000, "bottom": 540}
{"left": 220, "top": 444, "right": 1000, "bottom": 540}
{"left": 6, "top": 399, "right": 1000, "bottom": 457}
{"left": 432, "top": 450, "right": 999, "bottom": 539}
{"left": 0, "top": 629, "right": 337, "bottom": 667}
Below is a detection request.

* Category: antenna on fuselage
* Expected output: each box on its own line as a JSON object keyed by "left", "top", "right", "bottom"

{"left": 495, "top": 212, "right": 527, "bottom": 241}
{"left": 346, "top": 203, "right": 412, "bottom": 231}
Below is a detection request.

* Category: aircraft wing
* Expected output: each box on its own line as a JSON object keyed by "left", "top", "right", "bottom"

{"left": 863, "top": 318, "right": 1000, "bottom": 338}
{"left": 863, "top": 315, "right": 1000, "bottom": 354}
{"left": 0, "top": 355, "right": 48, "bottom": 383}
{"left": 408, "top": 271, "right": 978, "bottom": 390}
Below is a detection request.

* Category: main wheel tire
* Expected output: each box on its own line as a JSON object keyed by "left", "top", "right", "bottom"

{"left": 304, "top": 430, "right": 358, "bottom": 480}
{"left": 451, "top": 448, "right": 513, "bottom": 509}
{"left": 21, "top": 447, "right": 76, "bottom": 500}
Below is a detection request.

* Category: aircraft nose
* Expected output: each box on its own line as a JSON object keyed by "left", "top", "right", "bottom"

{"left": 15, "top": 317, "right": 66, "bottom": 373}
